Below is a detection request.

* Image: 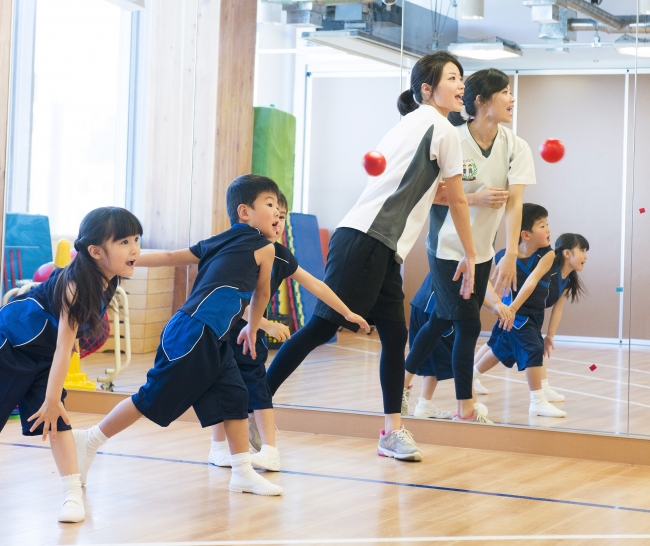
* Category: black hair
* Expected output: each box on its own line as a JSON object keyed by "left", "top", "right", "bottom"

{"left": 397, "top": 52, "right": 464, "bottom": 116}
{"left": 54, "top": 207, "right": 143, "bottom": 334}
{"left": 226, "top": 174, "right": 280, "bottom": 226}
{"left": 554, "top": 233, "right": 589, "bottom": 303}
{"left": 448, "top": 68, "right": 510, "bottom": 126}
{"left": 277, "top": 191, "right": 288, "bottom": 212}
{"left": 519, "top": 203, "right": 549, "bottom": 243}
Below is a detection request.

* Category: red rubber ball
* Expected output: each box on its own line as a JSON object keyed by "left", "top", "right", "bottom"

{"left": 33, "top": 262, "right": 55, "bottom": 282}
{"left": 540, "top": 138, "right": 565, "bottom": 163}
{"left": 363, "top": 151, "right": 387, "bottom": 177}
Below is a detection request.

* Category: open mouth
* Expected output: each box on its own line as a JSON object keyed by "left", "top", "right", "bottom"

{"left": 455, "top": 93, "right": 464, "bottom": 105}
{"left": 272, "top": 221, "right": 279, "bottom": 228}
{"left": 507, "top": 106, "right": 514, "bottom": 115}
{"left": 126, "top": 261, "right": 135, "bottom": 267}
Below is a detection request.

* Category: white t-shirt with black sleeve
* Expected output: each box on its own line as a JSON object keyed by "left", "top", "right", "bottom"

{"left": 427, "top": 122, "right": 536, "bottom": 264}
{"left": 338, "top": 104, "right": 463, "bottom": 264}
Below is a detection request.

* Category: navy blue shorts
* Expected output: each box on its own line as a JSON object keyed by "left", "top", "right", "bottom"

{"left": 132, "top": 312, "right": 249, "bottom": 428}
{"left": 409, "top": 306, "right": 454, "bottom": 380}
{"left": 0, "top": 338, "right": 71, "bottom": 437}
{"left": 229, "top": 333, "right": 272, "bottom": 412}
{"left": 488, "top": 312, "right": 544, "bottom": 371}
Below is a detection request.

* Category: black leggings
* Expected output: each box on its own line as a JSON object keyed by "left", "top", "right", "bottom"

{"left": 266, "top": 315, "right": 408, "bottom": 415}
{"left": 404, "top": 314, "right": 481, "bottom": 400}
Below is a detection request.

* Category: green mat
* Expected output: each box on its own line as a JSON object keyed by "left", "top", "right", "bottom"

{"left": 252, "top": 107, "right": 296, "bottom": 209}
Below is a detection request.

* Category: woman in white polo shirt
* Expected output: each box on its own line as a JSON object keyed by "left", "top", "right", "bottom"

{"left": 266, "top": 52, "right": 477, "bottom": 462}
{"left": 403, "top": 68, "right": 536, "bottom": 422}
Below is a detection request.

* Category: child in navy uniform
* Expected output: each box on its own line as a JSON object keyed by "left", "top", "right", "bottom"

{"left": 209, "top": 193, "right": 369, "bottom": 471}
{"left": 473, "top": 232, "right": 589, "bottom": 417}
{"left": 472, "top": 203, "right": 560, "bottom": 417}
{"left": 0, "top": 207, "right": 142, "bottom": 522}
{"left": 76, "top": 175, "right": 284, "bottom": 496}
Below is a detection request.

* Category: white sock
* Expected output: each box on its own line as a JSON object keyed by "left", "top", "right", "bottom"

{"left": 230, "top": 452, "right": 259, "bottom": 480}
{"left": 89, "top": 424, "right": 108, "bottom": 452}
{"left": 530, "top": 389, "right": 545, "bottom": 404}
{"left": 541, "top": 379, "right": 550, "bottom": 390}
{"left": 60, "top": 474, "right": 83, "bottom": 504}
{"left": 211, "top": 439, "right": 228, "bottom": 450}
{"left": 473, "top": 365, "right": 482, "bottom": 378}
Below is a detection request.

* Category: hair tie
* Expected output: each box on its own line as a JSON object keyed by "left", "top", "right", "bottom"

{"left": 461, "top": 105, "right": 471, "bottom": 121}
{"left": 74, "top": 238, "right": 83, "bottom": 251}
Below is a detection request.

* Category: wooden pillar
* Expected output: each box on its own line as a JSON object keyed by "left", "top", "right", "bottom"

{"left": 0, "top": 0, "right": 13, "bottom": 250}
{"left": 212, "top": 0, "right": 258, "bottom": 236}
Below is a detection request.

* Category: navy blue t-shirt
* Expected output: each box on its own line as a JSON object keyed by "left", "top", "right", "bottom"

{"left": 184, "top": 223, "right": 272, "bottom": 339}
{"left": 229, "top": 241, "right": 299, "bottom": 338}
{"left": 545, "top": 265, "right": 571, "bottom": 309}
{"left": 496, "top": 245, "right": 553, "bottom": 316}
{"left": 411, "top": 271, "right": 435, "bottom": 313}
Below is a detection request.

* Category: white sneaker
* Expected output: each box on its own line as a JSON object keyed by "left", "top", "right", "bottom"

{"left": 529, "top": 399, "right": 567, "bottom": 418}
{"left": 58, "top": 496, "right": 85, "bottom": 523}
{"left": 251, "top": 445, "right": 281, "bottom": 472}
{"left": 452, "top": 412, "right": 493, "bottom": 424}
{"left": 377, "top": 427, "right": 423, "bottom": 462}
{"left": 544, "top": 387, "right": 565, "bottom": 402}
{"left": 473, "top": 377, "right": 489, "bottom": 395}
{"left": 229, "top": 472, "right": 283, "bottom": 496}
{"left": 474, "top": 402, "right": 488, "bottom": 417}
{"left": 208, "top": 441, "right": 231, "bottom": 467}
{"left": 413, "top": 398, "right": 452, "bottom": 419}
{"left": 401, "top": 385, "right": 412, "bottom": 416}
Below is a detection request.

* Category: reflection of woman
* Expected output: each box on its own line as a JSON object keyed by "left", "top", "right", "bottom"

{"left": 404, "top": 69, "right": 536, "bottom": 422}
{"left": 266, "top": 52, "right": 475, "bottom": 462}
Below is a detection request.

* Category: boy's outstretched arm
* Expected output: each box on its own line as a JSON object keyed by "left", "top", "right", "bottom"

{"left": 291, "top": 267, "right": 370, "bottom": 332}
{"left": 135, "top": 249, "right": 200, "bottom": 268}
{"left": 238, "top": 244, "right": 274, "bottom": 358}
{"left": 509, "top": 251, "right": 555, "bottom": 313}
{"left": 544, "top": 290, "right": 567, "bottom": 357}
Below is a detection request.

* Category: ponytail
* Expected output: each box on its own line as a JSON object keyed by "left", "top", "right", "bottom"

{"left": 553, "top": 233, "right": 589, "bottom": 303}
{"left": 54, "top": 207, "right": 143, "bottom": 334}
{"left": 397, "top": 52, "right": 463, "bottom": 116}
{"left": 447, "top": 68, "right": 510, "bottom": 127}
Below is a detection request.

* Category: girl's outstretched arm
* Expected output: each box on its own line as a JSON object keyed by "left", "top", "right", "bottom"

{"left": 291, "top": 267, "right": 370, "bottom": 332}
{"left": 135, "top": 249, "right": 199, "bottom": 268}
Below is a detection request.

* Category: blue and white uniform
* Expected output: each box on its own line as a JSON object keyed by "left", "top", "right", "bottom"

{"left": 131, "top": 224, "right": 272, "bottom": 428}
{"left": 228, "top": 242, "right": 298, "bottom": 412}
{"left": 0, "top": 268, "right": 114, "bottom": 436}
{"left": 488, "top": 246, "right": 553, "bottom": 370}
{"left": 409, "top": 272, "right": 455, "bottom": 380}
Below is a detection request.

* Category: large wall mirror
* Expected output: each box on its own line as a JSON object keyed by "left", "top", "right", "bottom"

{"left": 4, "top": 0, "right": 648, "bottom": 441}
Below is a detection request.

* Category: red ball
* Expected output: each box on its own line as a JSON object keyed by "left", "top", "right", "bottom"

{"left": 362, "top": 151, "right": 387, "bottom": 177}
{"left": 540, "top": 138, "right": 565, "bottom": 163}
{"left": 33, "top": 262, "right": 55, "bottom": 282}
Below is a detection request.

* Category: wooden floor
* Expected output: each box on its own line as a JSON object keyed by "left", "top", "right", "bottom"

{"left": 3, "top": 412, "right": 650, "bottom": 545}
{"left": 82, "top": 331, "right": 650, "bottom": 437}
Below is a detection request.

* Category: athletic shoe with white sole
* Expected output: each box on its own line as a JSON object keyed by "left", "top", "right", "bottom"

{"left": 473, "top": 377, "right": 489, "bottom": 395}
{"left": 452, "top": 412, "right": 493, "bottom": 424}
{"left": 251, "top": 445, "right": 281, "bottom": 472}
{"left": 413, "top": 398, "right": 453, "bottom": 419}
{"left": 59, "top": 496, "right": 85, "bottom": 523}
{"left": 401, "top": 385, "right": 412, "bottom": 416}
{"left": 208, "top": 441, "right": 231, "bottom": 467}
{"left": 474, "top": 402, "right": 488, "bottom": 417}
{"left": 377, "top": 427, "right": 423, "bottom": 461}
{"left": 249, "top": 414, "right": 262, "bottom": 453}
{"left": 529, "top": 399, "right": 566, "bottom": 418}
{"left": 229, "top": 473, "right": 283, "bottom": 496}
{"left": 544, "top": 387, "right": 565, "bottom": 402}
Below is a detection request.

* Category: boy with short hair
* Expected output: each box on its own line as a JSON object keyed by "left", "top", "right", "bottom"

{"left": 74, "top": 174, "right": 285, "bottom": 496}
{"left": 473, "top": 203, "right": 563, "bottom": 418}
{"left": 209, "top": 193, "right": 369, "bottom": 471}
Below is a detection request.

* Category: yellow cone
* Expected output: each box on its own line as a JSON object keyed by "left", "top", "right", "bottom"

{"left": 63, "top": 352, "right": 97, "bottom": 391}
{"left": 54, "top": 239, "right": 72, "bottom": 268}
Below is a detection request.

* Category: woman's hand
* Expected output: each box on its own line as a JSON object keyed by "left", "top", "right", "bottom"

{"left": 471, "top": 187, "right": 509, "bottom": 209}
{"left": 454, "top": 254, "right": 475, "bottom": 300}
{"left": 28, "top": 397, "right": 71, "bottom": 441}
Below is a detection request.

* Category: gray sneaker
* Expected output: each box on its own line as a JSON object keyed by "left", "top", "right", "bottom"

{"left": 401, "top": 386, "right": 412, "bottom": 417}
{"left": 452, "top": 411, "right": 493, "bottom": 424}
{"left": 249, "top": 414, "right": 262, "bottom": 453}
{"left": 377, "top": 427, "right": 423, "bottom": 462}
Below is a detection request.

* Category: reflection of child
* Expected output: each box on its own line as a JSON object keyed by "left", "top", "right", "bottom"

{"left": 474, "top": 232, "right": 589, "bottom": 418}
{"left": 0, "top": 207, "right": 142, "bottom": 522}
{"left": 209, "top": 193, "right": 369, "bottom": 471}
{"left": 76, "top": 175, "right": 285, "bottom": 497}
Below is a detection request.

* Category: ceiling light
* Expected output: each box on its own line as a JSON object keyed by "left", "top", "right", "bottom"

{"left": 448, "top": 37, "right": 522, "bottom": 60}
{"left": 614, "top": 34, "right": 650, "bottom": 58}
{"left": 458, "top": 0, "right": 484, "bottom": 20}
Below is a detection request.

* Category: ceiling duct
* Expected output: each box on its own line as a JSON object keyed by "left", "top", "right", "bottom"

{"left": 568, "top": 15, "right": 650, "bottom": 34}
{"left": 300, "top": 1, "right": 457, "bottom": 68}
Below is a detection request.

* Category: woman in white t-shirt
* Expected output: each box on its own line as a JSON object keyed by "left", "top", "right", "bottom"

{"left": 404, "top": 69, "right": 536, "bottom": 422}
{"left": 266, "top": 52, "right": 477, "bottom": 462}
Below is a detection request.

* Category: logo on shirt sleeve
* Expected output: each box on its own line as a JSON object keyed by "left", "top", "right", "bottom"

{"left": 462, "top": 159, "right": 477, "bottom": 181}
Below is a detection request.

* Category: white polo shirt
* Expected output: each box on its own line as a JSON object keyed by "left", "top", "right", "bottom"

{"left": 427, "top": 122, "right": 536, "bottom": 263}
{"left": 338, "top": 104, "right": 463, "bottom": 263}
